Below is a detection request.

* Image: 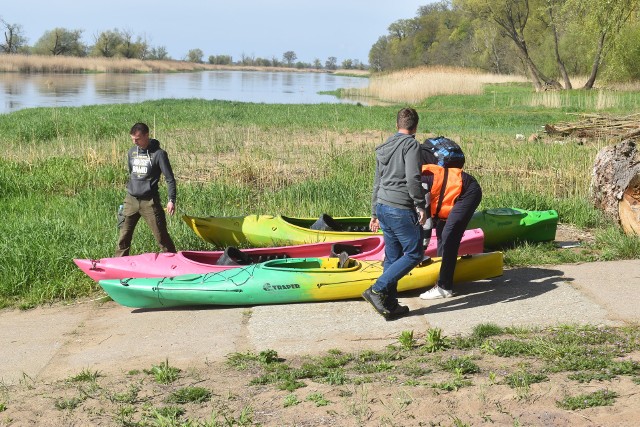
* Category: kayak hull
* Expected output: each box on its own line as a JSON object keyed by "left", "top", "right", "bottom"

{"left": 467, "top": 208, "right": 558, "bottom": 248}
{"left": 74, "top": 236, "right": 386, "bottom": 282}
{"left": 99, "top": 252, "right": 504, "bottom": 309}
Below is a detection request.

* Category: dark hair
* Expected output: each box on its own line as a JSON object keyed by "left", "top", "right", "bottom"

{"left": 130, "top": 122, "right": 149, "bottom": 135}
{"left": 396, "top": 108, "right": 419, "bottom": 132}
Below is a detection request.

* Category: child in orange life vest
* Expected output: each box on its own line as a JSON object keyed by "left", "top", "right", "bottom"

{"left": 419, "top": 160, "right": 482, "bottom": 299}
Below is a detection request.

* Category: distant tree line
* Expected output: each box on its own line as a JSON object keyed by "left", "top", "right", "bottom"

{"left": 369, "top": 0, "right": 640, "bottom": 89}
{"left": 0, "top": 19, "right": 366, "bottom": 70}
{"left": 0, "top": 23, "right": 170, "bottom": 60}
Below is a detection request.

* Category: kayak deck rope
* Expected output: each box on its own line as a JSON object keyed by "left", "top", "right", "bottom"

{"left": 151, "top": 264, "right": 261, "bottom": 292}
{"left": 317, "top": 278, "right": 376, "bottom": 288}
{"left": 152, "top": 287, "right": 243, "bottom": 292}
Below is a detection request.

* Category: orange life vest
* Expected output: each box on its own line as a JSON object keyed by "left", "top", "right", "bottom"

{"left": 421, "top": 164, "right": 463, "bottom": 219}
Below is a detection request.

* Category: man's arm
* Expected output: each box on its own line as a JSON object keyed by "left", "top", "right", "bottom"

{"left": 370, "top": 160, "right": 381, "bottom": 219}
{"left": 405, "top": 141, "right": 426, "bottom": 211}
{"left": 158, "top": 150, "right": 177, "bottom": 215}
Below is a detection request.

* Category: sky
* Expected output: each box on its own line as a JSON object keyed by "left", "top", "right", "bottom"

{"left": 1, "top": 0, "right": 432, "bottom": 64}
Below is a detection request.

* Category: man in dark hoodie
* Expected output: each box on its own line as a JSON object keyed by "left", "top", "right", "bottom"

{"left": 114, "top": 122, "right": 177, "bottom": 257}
{"left": 362, "top": 108, "right": 427, "bottom": 319}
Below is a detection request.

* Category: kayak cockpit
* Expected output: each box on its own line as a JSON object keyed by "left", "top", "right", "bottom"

{"left": 262, "top": 257, "right": 360, "bottom": 272}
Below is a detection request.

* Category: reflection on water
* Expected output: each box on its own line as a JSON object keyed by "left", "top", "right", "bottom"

{"left": 0, "top": 70, "right": 369, "bottom": 114}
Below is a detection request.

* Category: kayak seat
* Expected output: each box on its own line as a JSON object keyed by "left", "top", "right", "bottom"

{"left": 310, "top": 213, "right": 343, "bottom": 231}
{"left": 418, "top": 256, "right": 432, "bottom": 266}
{"left": 216, "top": 246, "right": 252, "bottom": 266}
{"left": 337, "top": 252, "right": 351, "bottom": 268}
{"left": 329, "top": 243, "right": 362, "bottom": 258}
{"left": 254, "top": 254, "right": 289, "bottom": 263}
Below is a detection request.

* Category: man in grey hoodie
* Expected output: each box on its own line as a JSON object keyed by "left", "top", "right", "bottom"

{"left": 115, "top": 122, "right": 177, "bottom": 257}
{"left": 362, "top": 108, "right": 427, "bottom": 319}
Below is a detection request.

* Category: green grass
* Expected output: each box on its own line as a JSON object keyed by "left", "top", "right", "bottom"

{"left": 440, "top": 356, "right": 481, "bottom": 375}
{"left": 398, "top": 330, "right": 417, "bottom": 350}
{"left": 283, "top": 393, "right": 301, "bottom": 407}
{"left": 2, "top": 87, "right": 640, "bottom": 307}
{"left": 166, "top": 386, "right": 212, "bottom": 404}
{"left": 68, "top": 368, "right": 102, "bottom": 383}
{"left": 54, "top": 396, "right": 84, "bottom": 411}
{"left": 146, "top": 359, "right": 181, "bottom": 384}
{"left": 504, "top": 369, "right": 549, "bottom": 389}
{"left": 557, "top": 389, "right": 618, "bottom": 410}
{"left": 305, "top": 392, "right": 331, "bottom": 407}
{"left": 423, "top": 327, "right": 451, "bottom": 353}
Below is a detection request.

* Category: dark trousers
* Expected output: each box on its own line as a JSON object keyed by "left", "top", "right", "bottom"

{"left": 435, "top": 180, "right": 482, "bottom": 290}
{"left": 115, "top": 193, "right": 176, "bottom": 257}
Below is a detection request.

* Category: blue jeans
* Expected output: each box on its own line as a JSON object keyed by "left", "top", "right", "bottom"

{"left": 372, "top": 203, "right": 424, "bottom": 302}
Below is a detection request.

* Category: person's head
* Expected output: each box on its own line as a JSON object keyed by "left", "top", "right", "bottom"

{"left": 396, "top": 108, "right": 419, "bottom": 133}
{"left": 130, "top": 122, "right": 150, "bottom": 149}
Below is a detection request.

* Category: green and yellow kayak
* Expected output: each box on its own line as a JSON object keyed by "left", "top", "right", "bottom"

{"left": 99, "top": 252, "right": 503, "bottom": 309}
{"left": 183, "top": 208, "right": 558, "bottom": 249}
{"left": 182, "top": 213, "right": 377, "bottom": 247}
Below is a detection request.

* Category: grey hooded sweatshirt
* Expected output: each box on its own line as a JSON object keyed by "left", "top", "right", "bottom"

{"left": 371, "top": 132, "right": 425, "bottom": 218}
{"left": 126, "top": 138, "right": 176, "bottom": 202}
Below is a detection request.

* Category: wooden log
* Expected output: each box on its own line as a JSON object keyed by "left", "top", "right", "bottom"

{"left": 619, "top": 175, "right": 640, "bottom": 235}
{"left": 590, "top": 139, "right": 640, "bottom": 234}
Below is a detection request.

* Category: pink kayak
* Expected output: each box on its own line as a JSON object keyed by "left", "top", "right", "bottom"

{"left": 74, "top": 229, "right": 484, "bottom": 282}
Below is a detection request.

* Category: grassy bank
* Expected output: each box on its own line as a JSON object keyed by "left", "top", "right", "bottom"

{"left": 2, "top": 83, "right": 640, "bottom": 308}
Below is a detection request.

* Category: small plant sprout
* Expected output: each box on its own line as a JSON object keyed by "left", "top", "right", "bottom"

{"left": 306, "top": 392, "right": 330, "bottom": 407}
{"left": 398, "top": 330, "right": 416, "bottom": 350}
{"left": 146, "top": 359, "right": 180, "bottom": 384}
{"left": 424, "top": 327, "right": 450, "bottom": 352}
{"left": 283, "top": 393, "right": 300, "bottom": 407}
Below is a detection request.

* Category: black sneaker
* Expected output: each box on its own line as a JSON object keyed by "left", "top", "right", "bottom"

{"left": 385, "top": 301, "right": 410, "bottom": 318}
{"left": 362, "top": 287, "right": 390, "bottom": 316}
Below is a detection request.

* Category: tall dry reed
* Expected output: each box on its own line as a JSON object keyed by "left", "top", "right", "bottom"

{"left": 0, "top": 54, "right": 336, "bottom": 74}
{"left": 528, "top": 89, "right": 637, "bottom": 110}
{"left": 342, "top": 66, "right": 529, "bottom": 104}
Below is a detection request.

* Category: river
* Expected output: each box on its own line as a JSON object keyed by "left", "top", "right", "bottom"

{"left": 0, "top": 70, "right": 369, "bottom": 114}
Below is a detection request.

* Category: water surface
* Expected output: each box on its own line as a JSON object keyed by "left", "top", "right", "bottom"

{"left": 0, "top": 70, "right": 369, "bottom": 114}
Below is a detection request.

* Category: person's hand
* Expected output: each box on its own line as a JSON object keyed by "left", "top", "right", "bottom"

{"left": 166, "top": 201, "right": 175, "bottom": 216}
{"left": 416, "top": 207, "right": 427, "bottom": 226}
{"left": 369, "top": 217, "right": 380, "bottom": 233}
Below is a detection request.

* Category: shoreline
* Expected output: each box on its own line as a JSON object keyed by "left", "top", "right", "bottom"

{"left": 0, "top": 53, "right": 370, "bottom": 76}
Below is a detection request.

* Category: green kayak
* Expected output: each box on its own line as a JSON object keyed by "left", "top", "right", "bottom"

{"left": 467, "top": 207, "right": 558, "bottom": 248}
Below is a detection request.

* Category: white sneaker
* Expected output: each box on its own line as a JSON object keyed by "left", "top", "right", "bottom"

{"left": 420, "top": 285, "right": 454, "bottom": 300}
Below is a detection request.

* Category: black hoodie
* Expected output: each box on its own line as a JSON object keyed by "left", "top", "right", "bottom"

{"left": 126, "top": 138, "right": 176, "bottom": 202}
